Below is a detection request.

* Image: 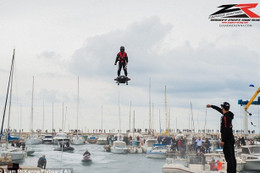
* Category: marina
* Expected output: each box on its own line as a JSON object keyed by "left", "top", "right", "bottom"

{"left": 0, "top": 131, "right": 260, "bottom": 172}
{"left": 1, "top": 0, "right": 260, "bottom": 173}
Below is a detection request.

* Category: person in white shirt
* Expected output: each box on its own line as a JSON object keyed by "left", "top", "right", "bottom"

{"left": 195, "top": 137, "right": 203, "bottom": 152}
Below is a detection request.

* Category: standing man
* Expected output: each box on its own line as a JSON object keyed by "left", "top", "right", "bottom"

{"left": 195, "top": 137, "right": 203, "bottom": 152}
{"left": 207, "top": 102, "right": 236, "bottom": 173}
{"left": 114, "top": 46, "right": 128, "bottom": 77}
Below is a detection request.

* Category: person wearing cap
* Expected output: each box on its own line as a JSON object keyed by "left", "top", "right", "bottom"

{"left": 114, "top": 46, "right": 128, "bottom": 77}
{"left": 206, "top": 102, "right": 236, "bottom": 173}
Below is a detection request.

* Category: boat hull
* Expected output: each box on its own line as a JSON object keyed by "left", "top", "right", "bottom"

{"left": 1, "top": 150, "right": 25, "bottom": 161}
{"left": 97, "top": 140, "right": 108, "bottom": 145}
{"left": 71, "top": 137, "right": 85, "bottom": 145}
{"left": 42, "top": 139, "right": 53, "bottom": 144}
{"left": 111, "top": 148, "right": 128, "bottom": 154}
{"left": 146, "top": 150, "right": 166, "bottom": 159}
{"left": 244, "top": 159, "right": 260, "bottom": 171}
{"left": 54, "top": 147, "right": 75, "bottom": 152}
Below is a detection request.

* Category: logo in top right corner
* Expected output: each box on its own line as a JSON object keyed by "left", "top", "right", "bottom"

{"left": 209, "top": 3, "right": 260, "bottom": 27}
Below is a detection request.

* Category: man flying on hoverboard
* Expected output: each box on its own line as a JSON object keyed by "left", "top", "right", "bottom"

{"left": 114, "top": 46, "right": 130, "bottom": 85}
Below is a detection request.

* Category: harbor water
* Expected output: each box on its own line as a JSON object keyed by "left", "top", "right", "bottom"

{"left": 20, "top": 144, "right": 165, "bottom": 173}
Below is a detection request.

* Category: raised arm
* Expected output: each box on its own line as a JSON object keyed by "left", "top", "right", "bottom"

{"left": 206, "top": 104, "right": 223, "bottom": 114}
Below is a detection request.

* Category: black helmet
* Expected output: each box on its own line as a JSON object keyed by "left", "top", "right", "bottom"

{"left": 221, "top": 102, "right": 230, "bottom": 111}
{"left": 120, "top": 46, "right": 125, "bottom": 52}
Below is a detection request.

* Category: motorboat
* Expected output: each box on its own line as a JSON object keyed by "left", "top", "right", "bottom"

{"left": 128, "top": 146, "right": 143, "bottom": 154}
{"left": 141, "top": 138, "right": 157, "bottom": 153}
{"left": 146, "top": 144, "right": 167, "bottom": 159}
{"left": 87, "top": 136, "right": 97, "bottom": 144}
{"left": 97, "top": 135, "right": 108, "bottom": 145}
{"left": 0, "top": 147, "right": 26, "bottom": 161}
{"left": 240, "top": 145, "right": 260, "bottom": 171}
{"left": 82, "top": 154, "right": 92, "bottom": 163}
{"left": 53, "top": 132, "right": 70, "bottom": 145}
{"left": 42, "top": 135, "right": 53, "bottom": 144}
{"left": 54, "top": 140, "right": 74, "bottom": 152}
{"left": 162, "top": 153, "right": 245, "bottom": 173}
{"left": 71, "top": 134, "right": 85, "bottom": 145}
{"left": 25, "top": 134, "right": 42, "bottom": 145}
{"left": 162, "top": 154, "right": 224, "bottom": 173}
{"left": 110, "top": 141, "right": 128, "bottom": 154}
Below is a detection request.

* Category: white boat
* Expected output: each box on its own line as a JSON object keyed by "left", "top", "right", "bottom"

{"left": 142, "top": 138, "right": 157, "bottom": 153}
{"left": 71, "top": 134, "right": 85, "bottom": 145}
{"left": 1, "top": 146, "right": 26, "bottom": 161}
{"left": 128, "top": 146, "right": 143, "bottom": 154}
{"left": 146, "top": 144, "right": 167, "bottom": 159}
{"left": 0, "top": 51, "right": 26, "bottom": 162}
{"left": 162, "top": 153, "right": 245, "bottom": 173}
{"left": 97, "top": 135, "right": 108, "bottom": 145}
{"left": 42, "top": 135, "right": 53, "bottom": 144}
{"left": 162, "top": 154, "right": 225, "bottom": 173}
{"left": 25, "top": 134, "right": 42, "bottom": 145}
{"left": 53, "top": 132, "right": 70, "bottom": 145}
{"left": 240, "top": 145, "right": 260, "bottom": 171}
{"left": 111, "top": 141, "right": 128, "bottom": 154}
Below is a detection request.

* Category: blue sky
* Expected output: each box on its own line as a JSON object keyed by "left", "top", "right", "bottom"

{"left": 0, "top": 0, "right": 260, "bottom": 133}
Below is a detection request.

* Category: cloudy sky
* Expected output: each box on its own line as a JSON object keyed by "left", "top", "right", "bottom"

{"left": 0, "top": 0, "right": 260, "bottom": 133}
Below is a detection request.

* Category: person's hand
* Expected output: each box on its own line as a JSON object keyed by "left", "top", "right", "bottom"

{"left": 220, "top": 141, "right": 224, "bottom": 147}
{"left": 206, "top": 104, "right": 211, "bottom": 108}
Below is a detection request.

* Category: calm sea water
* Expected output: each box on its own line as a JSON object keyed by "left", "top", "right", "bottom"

{"left": 19, "top": 144, "right": 259, "bottom": 173}
{"left": 20, "top": 144, "right": 165, "bottom": 173}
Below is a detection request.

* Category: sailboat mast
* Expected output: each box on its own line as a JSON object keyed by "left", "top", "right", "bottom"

{"left": 7, "top": 53, "right": 15, "bottom": 132}
{"left": 62, "top": 102, "right": 64, "bottom": 132}
{"left": 101, "top": 105, "right": 103, "bottom": 131}
{"left": 30, "top": 76, "right": 34, "bottom": 132}
{"left": 149, "top": 78, "right": 151, "bottom": 132}
{"left": 0, "top": 49, "right": 15, "bottom": 141}
{"left": 42, "top": 101, "right": 45, "bottom": 132}
{"left": 152, "top": 103, "right": 154, "bottom": 131}
{"left": 133, "top": 110, "right": 135, "bottom": 139}
{"left": 19, "top": 105, "right": 22, "bottom": 132}
{"left": 129, "top": 101, "right": 132, "bottom": 132}
{"left": 159, "top": 109, "right": 161, "bottom": 134}
{"left": 190, "top": 102, "right": 195, "bottom": 133}
{"left": 204, "top": 108, "right": 207, "bottom": 137}
{"left": 118, "top": 90, "right": 121, "bottom": 132}
{"left": 165, "top": 85, "right": 169, "bottom": 132}
{"left": 52, "top": 103, "right": 54, "bottom": 133}
{"left": 77, "top": 77, "right": 79, "bottom": 134}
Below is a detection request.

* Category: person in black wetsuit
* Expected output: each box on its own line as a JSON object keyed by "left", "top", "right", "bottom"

{"left": 114, "top": 46, "right": 128, "bottom": 77}
{"left": 37, "top": 155, "right": 47, "bottom": 169}
{"left": 207, "top": 102, "right": 236, "bottom": 173}
{"left": 83, "top": 149, "right": 91, "bottom": 156}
